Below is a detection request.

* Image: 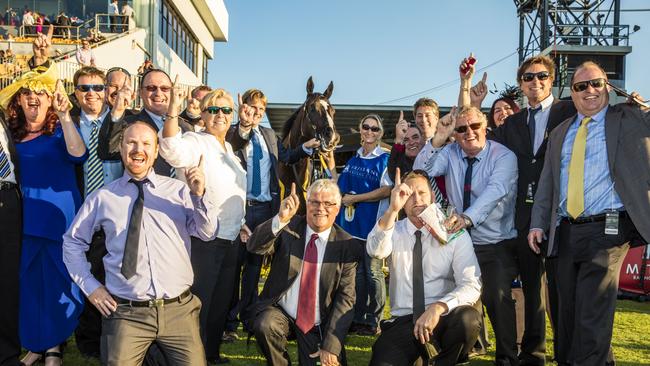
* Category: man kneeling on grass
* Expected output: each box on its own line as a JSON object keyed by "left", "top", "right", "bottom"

{"left": 366, "top": 169, "right": 482, "bottom": 366}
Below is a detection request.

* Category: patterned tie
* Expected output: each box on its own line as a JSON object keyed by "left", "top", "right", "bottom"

{"left": 528, "top": 106, "right": 541, "bottom": 153}
{"left": 296, "top": 233, "right": 319, "bottom": 334}
{"left": 0, "top": 140, "right": 11, "bottom": 179}
{"left": 251, "top": 131, "right": 262, "bottom": 197}
{"left": 463, "top": 157, "right": 477, "bottom": 211}
{"left": 122, "top": 178, "right": 147, "bottom": 279}
{"left": 412, "top": 230, "right": 425, "bottom": 323}
{"left": 85, "top": 119, "right": 104, "bottom": 196}
{"left": 567, "top": 117, "right": 591, "bottom": 219}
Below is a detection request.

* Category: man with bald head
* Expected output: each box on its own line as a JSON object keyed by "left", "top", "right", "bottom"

{"left": 63, "top": 120, "right": 218, "bottom": 365}
{"left": 529, "top": 61, "right": 650, "bottom": 366}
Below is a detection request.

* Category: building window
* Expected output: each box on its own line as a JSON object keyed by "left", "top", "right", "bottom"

{"left": 203, "top": 51, "right": 209, "bottom": 84}
{"left": 159, "top": 0, "right": 197, "bottom": 74}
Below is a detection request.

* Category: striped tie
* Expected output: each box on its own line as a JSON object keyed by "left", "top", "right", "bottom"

{"left": 85, "top": 120, "right": 105, "bottom": 196}
{"left": 0, "top": 141, "right": 11, "bottom": 179}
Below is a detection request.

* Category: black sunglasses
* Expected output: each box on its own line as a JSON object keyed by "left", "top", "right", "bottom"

{"left": 76, "top": 84, "right": 105, "bottom": 92}
{"left": 571, "top": 78, "right": 606, "bottom": 93}
{"left": 143, "top": 85, "right": 172, "bottom": 93}
{"left": 361, "top": 124, "right": 381, "bottom": 132}
{"left": 521, "top": 71, "right": 550, "bottom": 82}
{"left": 454, "top": 122, "right": 483, "bottom": 134}
{"left": 204, "top": 106, "right": 233, "bottom": 115}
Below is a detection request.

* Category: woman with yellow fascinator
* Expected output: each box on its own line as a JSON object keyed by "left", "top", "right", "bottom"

{"left": 0, "top": 65, "right": 87, "bottom": 366}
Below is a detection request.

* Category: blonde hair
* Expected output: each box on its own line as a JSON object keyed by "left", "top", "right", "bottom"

{"left": 456, "top": 105, "right": 487, "bottom": 126}
{"left": 200, "top": 88, "right": 234, "bottom": 110}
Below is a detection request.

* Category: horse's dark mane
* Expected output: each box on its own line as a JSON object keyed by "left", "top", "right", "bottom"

{"left": 281, "top": 107, "right": 301, "bottom": 142}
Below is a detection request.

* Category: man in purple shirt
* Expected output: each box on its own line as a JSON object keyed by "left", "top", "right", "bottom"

{"left": 63, "top": 120, "right": 218, "bottom": 366}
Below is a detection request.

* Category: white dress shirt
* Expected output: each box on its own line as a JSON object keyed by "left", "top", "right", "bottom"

{"left": 366, "top": 217, "right": 481, "bottom": 317}
{"left": 158, "top": 130, "right": 247, "bottom": 241}
{"left": 272, "top": 216, "right": 331, "bottom": 325}
{"left": 0, "top": 123, "right": 17, "bottom": 184}
{"left": 530, "top": 94, "right": 554, "bottom": 154}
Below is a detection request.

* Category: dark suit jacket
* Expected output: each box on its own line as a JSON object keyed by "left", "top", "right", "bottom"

{"left": 245, "top": 216, "right": 361, "bottom": 356}
{"left": 226, "top": 124, "right": 308, "bottom": 212}
{"left": 97, "top": 109, "right": 191, "bottom": 177}
{"left": 531, "top": 103, "right": 650, "bottom": 256}
{"left": 1, "top": 117, "right": 19, "bottom": 183}
{"left": 490, "top": 99, "right": 576, "bottom": 232}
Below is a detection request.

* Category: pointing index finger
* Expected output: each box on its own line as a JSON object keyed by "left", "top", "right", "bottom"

{"left": 395, "top": 167, "right": 401, "bottom": 186}
{"left": 290, "top": 182, "right": 296, "bottom": 197}
{"left": 399, "top": 110, "right": 404, "bottom": 122}
{"left": 173, "top": 74, "right": 179, "bottom": 88}
{"left": 481, "top": 72, "right": 488, "bottom": 84}
{"left": 238, "top": 93, "right": 243, "bottom": 107}
{"left": 197, "top": 155, "right": 204, "bottom": 169}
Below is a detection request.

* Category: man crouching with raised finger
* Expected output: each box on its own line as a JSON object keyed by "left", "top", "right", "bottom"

{"left": 245, "top": 180, "right": 361, "bottom": 366}
{"left": 367, "top": 168, "right": 481, "bottom": 366}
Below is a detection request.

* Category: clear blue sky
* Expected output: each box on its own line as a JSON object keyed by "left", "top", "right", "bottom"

{"left": 208, "top": 0, "right": 649, "bottom": 108}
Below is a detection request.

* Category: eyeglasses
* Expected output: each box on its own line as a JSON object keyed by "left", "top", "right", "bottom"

{"left": 571, "top": 78, "right": 606, "bottom": 93}
{"left": 361, "top": 124, "right": 381, "bottom": 132}
{"left": 204, "top": 106, "right": 233, "bottom": 115}
{"left": 143, "top": 85, "right": 172, "bottom": 93}
{"left": 76, "top": 84, "right": 105, "bottom": 92}
{"left": 307, "top": 199, "right": 338, "bottom": 209}
{"left": 521, "top": 71, "right": 550, "bottom": 82}
{"left": 454, "top": 122, "right": 483, "bottom": 134}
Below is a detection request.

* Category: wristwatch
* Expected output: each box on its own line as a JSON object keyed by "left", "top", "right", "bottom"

{"left": 460, "top": 214, "right": 473, "bottom": 228}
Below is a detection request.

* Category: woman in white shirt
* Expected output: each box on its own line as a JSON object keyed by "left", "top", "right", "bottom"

{"left": 159, "top": 87, "right": 246, "bottom": 365}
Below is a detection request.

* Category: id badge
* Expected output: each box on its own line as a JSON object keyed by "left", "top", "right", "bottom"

{"left": 525, "top": 182, "right": 535, "bottom": 204}
{"left": 605, "top": 210, "right": 619, "bottom": 235}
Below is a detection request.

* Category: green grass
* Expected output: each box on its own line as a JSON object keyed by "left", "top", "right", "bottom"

{"left": 40, "top": 299, "right": 650, "bottom": 365}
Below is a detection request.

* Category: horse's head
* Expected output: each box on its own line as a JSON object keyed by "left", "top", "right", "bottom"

{"left": 300, "top": 76, "right": 339, "bottom": 152}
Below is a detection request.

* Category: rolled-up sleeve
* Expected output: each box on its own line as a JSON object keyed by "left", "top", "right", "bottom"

{"left": 366, "top": 221, "right": 394, "bottom": 259}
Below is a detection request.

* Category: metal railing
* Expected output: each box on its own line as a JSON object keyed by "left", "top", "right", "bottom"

{"left": 548, "top": 24, "right": 630, "bottom": 47}
{"left": 95, "top": 13, "right": 133, "bottom": 34}
{"left": 18, "top": 24, "right": 85, "bottom": 40}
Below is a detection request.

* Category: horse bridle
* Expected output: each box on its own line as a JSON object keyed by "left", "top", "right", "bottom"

{"left": 301, "top": 98, "right": 334, "bottom": 153}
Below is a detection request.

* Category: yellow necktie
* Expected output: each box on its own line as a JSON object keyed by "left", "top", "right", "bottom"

{"left": 567, "top": 117, "right": 591, "bottom": 219}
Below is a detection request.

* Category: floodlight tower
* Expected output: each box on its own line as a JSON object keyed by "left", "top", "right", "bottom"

{"left": 515, "top": 0, "right": 632, "bottom": 98}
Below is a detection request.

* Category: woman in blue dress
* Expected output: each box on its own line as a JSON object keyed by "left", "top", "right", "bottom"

{"left": 0, "top": 67, "right": 86, "bottom": 366}
{"left": 335, "top": 114, "right": 392, "bottom": 335}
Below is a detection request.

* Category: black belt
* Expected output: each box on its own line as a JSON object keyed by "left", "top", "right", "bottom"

{"left": 247, "top": 199, "right": 271, "bottom": 207}
{"left": 0, "top": 181, "right": 17, "bottom": 191}
{"left": 563, "top": 211, "right": 628, "bottom": 225}
{"left": 114, "top": 289, "right": 191, "bottom": 307}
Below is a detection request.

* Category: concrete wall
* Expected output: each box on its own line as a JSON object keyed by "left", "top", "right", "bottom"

{"left": 90, "top": 28, "right": 148, "bottom": 75}
{"left": 154, "top": 34, "right": 201, "bottom": 86}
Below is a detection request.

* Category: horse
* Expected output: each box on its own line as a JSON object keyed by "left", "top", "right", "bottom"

{"left": 278, "top": 76, "right": 339, "bottom": 213}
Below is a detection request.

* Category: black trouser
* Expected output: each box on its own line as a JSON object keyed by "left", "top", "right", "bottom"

{"left": 110, "top": 15, "right": 118, "bottom": 32}
{"left": 226, "top": 201, "right": 273, "bottom": 332}
{"left": 474, "top": 239, "right": 520, "bottom": 366}
{"left": 555, "top": 217, "right": 634, "bottom": 366}
{"left": 514, "top": 231, "right": 547, "bottom": 365}
{"left": 75, "top": 231, "right": 108, "bottom": 357}
{"left": 190, "top": 236, "right": 238, "bottom": 361}
{"left": 545, "top": 256, "right": 560, "bottom": 361}
{"left": 369, "top": 306, "right": 480, "bottom": 366}
{"left": 0, "top": 186, "right": 21, "bottom": 366}
{"left": 253, "top": 305, "right": 347, "bottom": 366}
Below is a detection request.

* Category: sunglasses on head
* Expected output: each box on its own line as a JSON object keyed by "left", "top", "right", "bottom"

{"left": 107, "top": 66, "right": 131, "bottom": 78}
{"left": 571, "top": 78, "right": 606, "bottom": 93}
{"left": 143, "top": 85, "right": 172, "bottom": 93}
{"left": 76, "top": 84, "right": 105, "bottom": 92}
{"left": 521, "top": 71, "right": 550, "bottom": 82}
{"left": 361, "top": 124, "right": 381, "bottom": 132}
{"left": 204, "top": 106, "right": 233, "bottom": 115}
{"left": 454, "top": 122, "right": 483, "bottom": 134}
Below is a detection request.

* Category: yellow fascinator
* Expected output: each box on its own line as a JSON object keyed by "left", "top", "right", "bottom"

{"left": 0, "top": 64, "right": 59, "bottom": 111}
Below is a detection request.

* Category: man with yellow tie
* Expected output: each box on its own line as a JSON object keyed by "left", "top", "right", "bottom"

{"left": 528, "top": 61, "right": 650, "bottom": 366}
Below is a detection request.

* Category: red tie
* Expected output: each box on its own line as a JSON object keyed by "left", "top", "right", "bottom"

{"left": 296, "top": 233, "right": 320, "bottom": 334}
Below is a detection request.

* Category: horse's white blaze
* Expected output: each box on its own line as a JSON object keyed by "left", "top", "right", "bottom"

{"left": 319, "top": 100, "right": 335, "bottom": 130}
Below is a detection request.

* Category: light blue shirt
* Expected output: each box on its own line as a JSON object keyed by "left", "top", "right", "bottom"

{"left": 79, "top": 109, "right": 123, "bottom": 187}
{"left": 559, "top": 106, "right": 623, "bottom": 217}
{"left": 530, "top": 94, "right": 554, "bottom": 154}
{"left": 63, "top": 170, "right": 219, "bottom": 301}
{"left": 426, "top": 140, "right": 518, "bottom": 245}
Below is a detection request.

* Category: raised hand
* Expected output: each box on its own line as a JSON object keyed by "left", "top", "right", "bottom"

{"left": 185, "top": 155, "right": 206, "bottom": 196}
{"left": 395, "top": 110, "right": 408, "bottom": 144}
{"left": 388, "top": 168, "right": 413, "bottom": 213}
{"left": 186, "top": 87, "right": 202, "bottom": 116}
{"left": 278, "top": 183, "right": 300, "bottom": 224}
{"left": 52, "top": 80, "right": 71, "bottom": 115}
{"left": 111, "top": 76, "right": 133, "bottom": 120}
{"left": 433, "top": 106, "right": 456, "bottom": 147}
{"left": 32, "top": 25, "right": 53, "bottom": 64}
{"left": 470, "top": 72, "right": 488, "bottom": 107}
{"left": 238, "top": 93, "right": 255, "bottom": 130}
{"left": 459, "top": 53, "right": 476, "bottom": 80}
{"left": 168, "top": 74, "right": 187, "bottom": 116}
